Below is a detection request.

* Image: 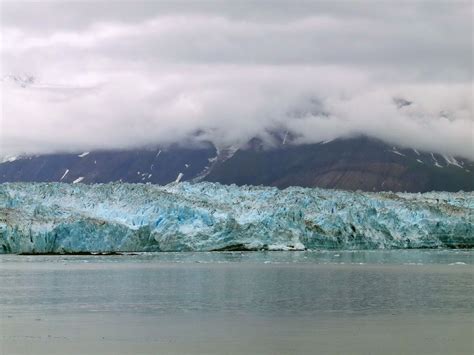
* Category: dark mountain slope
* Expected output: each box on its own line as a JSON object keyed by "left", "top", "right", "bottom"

{"left": 0, "top": 145, "right": 216, "bottom": 185}
{"left": 0, "top": 137, "right": 472, "bottom": 192}
{"left": 204, "top": 137, "right": 474, "bottom": 192}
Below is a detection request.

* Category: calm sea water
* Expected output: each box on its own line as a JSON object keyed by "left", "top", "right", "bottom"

{"left": 1, "top": 250, "right": 473, "bottom": 355}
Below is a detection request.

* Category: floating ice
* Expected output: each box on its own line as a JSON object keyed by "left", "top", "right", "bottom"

{"left": 0, "top": 182, "right": 472, "bottom": 254}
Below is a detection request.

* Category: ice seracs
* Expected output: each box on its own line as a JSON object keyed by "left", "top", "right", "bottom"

{"left": 0, "top": 182, "right": 472, "bottom": 254}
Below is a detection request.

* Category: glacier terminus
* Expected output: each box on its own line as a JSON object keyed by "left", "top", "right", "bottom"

{"left": 0, "top": 182, "right": 472, "bottom": 254}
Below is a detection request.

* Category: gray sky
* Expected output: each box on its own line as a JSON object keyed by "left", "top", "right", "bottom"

{"left": 0, "top": 0, "right": 472, "bottom": 158}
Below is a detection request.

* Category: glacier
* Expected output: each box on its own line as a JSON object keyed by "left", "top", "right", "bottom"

{"left": 0, "top": 182, "right": 473, "bottom": 254}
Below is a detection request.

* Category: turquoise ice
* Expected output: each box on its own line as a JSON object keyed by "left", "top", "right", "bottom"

{"left": 0, "top": 182, "right": 472, "bottom": 253}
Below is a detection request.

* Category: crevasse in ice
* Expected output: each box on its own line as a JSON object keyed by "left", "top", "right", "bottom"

{"left": 0, "top": 182, "right": 472, "bottom": 253}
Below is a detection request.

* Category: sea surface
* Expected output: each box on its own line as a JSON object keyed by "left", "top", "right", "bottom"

{"left": 1, "top": 250, "right": 473, "bottom": 355}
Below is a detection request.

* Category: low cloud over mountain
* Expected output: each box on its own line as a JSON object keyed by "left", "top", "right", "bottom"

{"left": 1, "top": 1, "right": 472, "bottom": 159}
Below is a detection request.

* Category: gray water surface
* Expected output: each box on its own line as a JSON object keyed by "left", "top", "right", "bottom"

{"left": 1, "top": 250, "right": 473, "bottom": 355}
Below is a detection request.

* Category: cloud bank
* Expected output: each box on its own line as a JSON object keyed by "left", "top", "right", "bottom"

{"left": 1, "top": 1, "right": 472, "bottom": 158}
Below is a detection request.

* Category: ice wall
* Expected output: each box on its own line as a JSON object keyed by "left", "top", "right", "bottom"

{"left": 0, "top": 182, "right": 472, "bottom": 254}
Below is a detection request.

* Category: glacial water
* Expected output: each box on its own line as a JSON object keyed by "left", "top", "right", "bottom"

{"left": 1, "top": 250, "right": 473, "bottom": 355}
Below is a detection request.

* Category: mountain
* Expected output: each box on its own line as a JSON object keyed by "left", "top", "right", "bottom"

{"left": 205, "top": 136, "right": 474, "bottom": 192}
{"left": 1, "top": 136, "right": 472, "bottom": 192}
{"left": 0, "top": 145, "right": 216, "bottom": 185}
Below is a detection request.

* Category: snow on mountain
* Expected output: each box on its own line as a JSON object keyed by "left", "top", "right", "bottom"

{"left": 321, "top": 139, "right": 334, "bottom": 144}
{"left": 1, "top": 74, "right": 36, "bottom": 88}
{"left": 442, "top": 155, "right": 463, "bottom": 168}
{"left": 60, "top": 169, "right": 69, "bottom": 181}
{"left": 72, "top": 177, "right": 84, "bottom": 184}
{"left": 431, "top": 153, "right": 443, "bottom": 168}
{"left": 390, "top": 147, "right": 406, "bottom": 157}
{"left": 175, "top": 172, "right": 183, "bottom": 183}
{"left": 1, "top": 137, "right": 473, "bottom": 192}
{"left": 6, "top": 156, "right": 18, "bottom": 163}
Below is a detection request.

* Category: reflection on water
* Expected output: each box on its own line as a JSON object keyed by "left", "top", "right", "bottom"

{"left": 1, "top": 250, "right": 473, "bottom": 355}
{"left": 1, "top": 249, "right": 474, "bottom": 266}
{"left": 1, "top": 250, "right": 473, "bottom": 318}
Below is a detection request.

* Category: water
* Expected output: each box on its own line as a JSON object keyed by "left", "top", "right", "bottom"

{"left": 1, "top": 250, "right": 473, "bottom": 354}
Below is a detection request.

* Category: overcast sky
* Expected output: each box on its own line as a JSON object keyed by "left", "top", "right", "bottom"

{"left": 0, "top": 0, "right": 472, "bottom": 158}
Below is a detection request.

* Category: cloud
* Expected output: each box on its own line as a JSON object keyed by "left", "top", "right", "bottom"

{"left": 0, "top": 1, "right": 472, "bottom": 159}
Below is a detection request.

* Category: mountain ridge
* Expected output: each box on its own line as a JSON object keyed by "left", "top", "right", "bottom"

{"left": 1, "top": 136, "right": 472, "bottom": 192}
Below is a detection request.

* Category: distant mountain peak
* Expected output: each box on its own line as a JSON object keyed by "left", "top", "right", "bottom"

{"left": 1, "top": 74, "right": 36, "bottom": 88}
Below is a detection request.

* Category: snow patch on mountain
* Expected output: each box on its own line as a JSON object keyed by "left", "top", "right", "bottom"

{"left": 390, "top": 147, "right": 405, "bottom": 157}
{"left": 175, "top": 173, "right": 184, "bottom": 183}
{"left": 431, "top": 153, "right": 443, "bottom": 168}
{"left": 442, "top": 155, "right": 463, "bottom": 168}
{"left": 60, "top": 169, "right": 69, "bottom": 181}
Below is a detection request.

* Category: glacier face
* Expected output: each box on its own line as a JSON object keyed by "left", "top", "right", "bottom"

{"left": 0, "top": 182, "right": 473, "bottom": 254}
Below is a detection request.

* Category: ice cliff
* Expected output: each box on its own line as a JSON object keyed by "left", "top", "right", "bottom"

{"left": 0, "top": 182, "right": 472, "bottom": 254}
